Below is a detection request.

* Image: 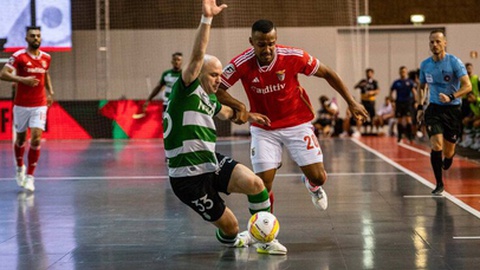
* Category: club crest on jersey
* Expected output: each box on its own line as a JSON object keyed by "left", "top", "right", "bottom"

{"left": 251, "top": 147, "right": 255, "bottom": 157}
{"left": 41, "top": 61, "right": 47, "bottom": 68}
{"left": 276, "top": 70, "right": 286, "bottom": 81}
{"left": 223, "top": 64, "right": 235, "bottom": 79}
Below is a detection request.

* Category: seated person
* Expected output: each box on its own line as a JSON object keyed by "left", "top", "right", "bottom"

{"left": 313, "top": 95, "right": 339, "bottom": 138}
{"left": 373, "top": 97, "right": 396, "bottom": 136}
{"left": 459, "top": 92, "right": 480, "bottom": 149}
{"left": 340, "top": 108, "right": 362, "bottom": 138}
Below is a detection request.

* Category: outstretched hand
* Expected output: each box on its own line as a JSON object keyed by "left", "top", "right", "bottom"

{"left": 248, "top": 112, "right": 271, "bottom": 127}
{"left": 202, "top": 0, "right": 228, "bottom": 17}
{"left": 349, "top": 101, "right": 369, "bottom": 124}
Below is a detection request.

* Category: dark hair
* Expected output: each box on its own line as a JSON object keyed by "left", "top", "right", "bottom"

{"left": 399, "top": 66, "right": 407, "bottom": 71}
{"left": 366, "top": 68, "right": 374, "bottom": 73}
{"left": 26, "top": 26, "right": 41, "bottom": 32}
{"left": 466, "top": 62, "right": 472, "bottom": 67}
{"left": 172, "top": 52, "right": 183, "bottom": 57}
{"left": 430, "top": 29, "right": 446, "bottom": 37}
{"left": 252, "top": 19, "right": 275, "bottom": 34}
{"left": 319, "top": 95, "right": 329, "bottom": 104}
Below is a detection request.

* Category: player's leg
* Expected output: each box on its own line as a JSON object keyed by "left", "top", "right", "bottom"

{"left": 12, "top": 105, "right": 29, "bottom": 187}
{"left": 250, "top": 126, "right": 282, "bottom": 211}
{"left": 23, "top": 106, "right": 47, "bottom": 192}
{"left": 283, "top": 123, "right": 328, "bottom": 210}
{"left": 226, "top": 163, "right": 271, "bottom": 214}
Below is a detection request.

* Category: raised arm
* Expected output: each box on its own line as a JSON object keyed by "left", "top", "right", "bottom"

{"left": 181, "top": 0, "right": 227, "bottom": 86}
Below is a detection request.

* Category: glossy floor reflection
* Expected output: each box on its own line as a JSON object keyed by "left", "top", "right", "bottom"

{"left": 0, "top": 138, "right": 479, "bottom": 270}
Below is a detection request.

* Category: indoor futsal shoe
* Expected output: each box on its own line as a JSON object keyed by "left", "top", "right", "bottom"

{"left": 431, "top": 185, "right": 444, "bottom": 195}
{"left": 15, "top": 165, "right": 26, "bottom": 187}
{"left": 302, "top": 175, "right": 328, "bottom": 210}
{"left": 256, "top": 239, "right": 287, "bottom": 255}
{"left": 23, "top": 175, "right": 35, "bottom": 192}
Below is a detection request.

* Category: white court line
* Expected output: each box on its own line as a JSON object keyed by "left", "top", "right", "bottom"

{"left": 352, "top": 138, "right": 480, "bottom": 219}
{"left": 403, "top": 195, "right": 445, "bottom": 198}
{"left": 398, "top": 141, "right": 430, "bottom": 157}
{"left": 275, "top": 172, "right": 404, "bottom": 177}
{"left": 452, "top": 236, "right": 480, "bottom": 240}
{"left": 0, "top": 176, "right": 169, "bottom": 181}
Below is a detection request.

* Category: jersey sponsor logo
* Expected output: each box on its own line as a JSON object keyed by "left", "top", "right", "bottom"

{"left": 251, "top": 147, "right": 255, "bottom": 157}
{"left": 25, "top": 67, "right": 46, "bottom": 74}
{"left": 252, "top": 77, "right": 260, "bottom": 83}
{"left": 426, "top": 74, "right": 433, "bottom": 83}
{"left": 26, "top": 61, "right": 32, "bottom": 66}
{"left": 250, "top": 83, "right": 286, "bottom": 94}
{"left": 223, "top": 64, "right": 235, "bottom": 79}
{"left": 308, "top": 55, "right": 313, "bottom": 65}
{"left": 276, "top": 69, "right": 286, "bottom": 81}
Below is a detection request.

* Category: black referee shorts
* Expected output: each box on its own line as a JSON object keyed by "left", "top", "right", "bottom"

{"left": 424, "top": 103, "right": 461, "bottom": 143}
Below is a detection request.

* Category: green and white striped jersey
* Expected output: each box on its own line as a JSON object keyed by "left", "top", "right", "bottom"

{"left": 163, "top": 78, "right": 222, "bottom": 177}
{"left": 159, "top": 69, "right": 182, "bottom": 104}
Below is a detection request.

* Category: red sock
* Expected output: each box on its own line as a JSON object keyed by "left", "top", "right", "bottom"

{"left": 27, "top": 145, "right": 41, "bottom": 175}
{"left": 269, "top": 191, "right": 275, "bottom": 213}
{"left": 14, "top": 143, "right": 26, "bottom": 167}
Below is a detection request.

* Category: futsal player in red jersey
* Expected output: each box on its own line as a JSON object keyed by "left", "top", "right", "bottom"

{"left": 0, "top": 26, "right": 54, "bottom": 192}
{"left": 217, "top": 19, "right": 368, "bottom": 211}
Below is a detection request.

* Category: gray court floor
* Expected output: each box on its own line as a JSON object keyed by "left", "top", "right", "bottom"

{"left": 1, "top": 138, "right": 479, "bottom": 270}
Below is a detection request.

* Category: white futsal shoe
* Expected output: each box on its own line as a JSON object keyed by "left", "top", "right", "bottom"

{"left": 256, "top": 239, "right": 287, "bottom": 255}
{"left": 233, "top": 230, "right": 255, "bottom": 248}
{"left": 16, "top": 165, "right": 26, "bottom": 187}
{"left": 301, "top": 175, "right": 328, "bottom": 210}
{"left": 23, "top": 175, "right": 35, "bottom": 192}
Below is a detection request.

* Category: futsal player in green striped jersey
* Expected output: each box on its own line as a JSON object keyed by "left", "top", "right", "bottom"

{"left": 163, "top": 0, "right": 287, "bottom": 255}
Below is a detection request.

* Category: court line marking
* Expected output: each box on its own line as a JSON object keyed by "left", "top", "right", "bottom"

{"left": 398, "top": 142, "right": 430, "bottom": 157}
{"left": 276, "top": 172, "right": 404, "bottom": 177}
{"left": 403, "top": 195, "right": 445, "bottom": 198}
{"left": 0, "top": 176, "right": 169, "bottom": 181}
{"left": 452, "top": 236, "right": 480, "bottom": 240}
{"left": 352, "top": 138, "right": 480, "bottom": 219}
{"left": 0, "top": 172, "right": 404, "bottom": 181}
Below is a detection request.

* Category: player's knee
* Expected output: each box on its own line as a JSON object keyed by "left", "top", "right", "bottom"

{"left": 310, "top": 170, "right": 327, "bottom": 186}
{"left": 30, "top": 138, "right": 42, "bottom": 147}
{"left": 250, "top": 176, "right": 266, "bottom": 193}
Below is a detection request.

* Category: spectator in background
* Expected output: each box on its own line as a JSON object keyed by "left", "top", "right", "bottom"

{"left": 143, "top": 52, "right": 183, "bottom": 114}
{"left": 313, "top": 95, "right": 339, "bottom": 138}
{"left": 373, "top": 97, "right": 395, "bottom": 136}
{"left": 459, "top": 92, "right": 480, "bottom": 149}
{"left": 354, "top": 68, "right": 380, "bottom": 134}
{"left": 390, "top": 66, "right": 417, "bottom": 142}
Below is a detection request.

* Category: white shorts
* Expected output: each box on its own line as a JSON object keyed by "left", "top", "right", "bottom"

{"left": 13, "top": 105, "right": 48, "bottom": 132}
{"left": 250, "top": 122, "right": 324, "bottom": 173}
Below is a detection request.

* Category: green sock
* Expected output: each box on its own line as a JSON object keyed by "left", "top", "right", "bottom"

{"left": 215, "top": 229, "right": 236, "bottom": 245}
{"left": 248, "top": 188, "right": 271, "bottom": 215}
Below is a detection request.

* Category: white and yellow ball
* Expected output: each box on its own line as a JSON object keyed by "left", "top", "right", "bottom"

{"left": 247, "top": 211, "right": 279, "bottom": 243}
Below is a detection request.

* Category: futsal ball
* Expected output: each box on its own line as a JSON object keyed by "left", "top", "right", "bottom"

{"left": 247, "top": 211, "right": 280, "bottom": 243}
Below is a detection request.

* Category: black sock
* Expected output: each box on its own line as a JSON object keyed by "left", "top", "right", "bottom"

{"left": 430, "top": 150, "right": 443, "bottom": 186}
{"left": 397, "top": 124, "right": 403, "bottom": 141}
{"left": 406, "top": 124, "right": 413, "bottom": 140}
{"left": 443, "top": 153, "right": 455, "bottom": 170}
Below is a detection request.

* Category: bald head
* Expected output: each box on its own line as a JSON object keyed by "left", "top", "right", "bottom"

{"left": 199, "top": 54, "right": 223, "bottom": 94}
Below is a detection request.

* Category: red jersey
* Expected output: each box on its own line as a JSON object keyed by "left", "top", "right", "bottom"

{"left": 6, "top": 49, "right": 51, "bottom": 107}
{"left": 221, "top": 45, "right": 319, "bottom": 130}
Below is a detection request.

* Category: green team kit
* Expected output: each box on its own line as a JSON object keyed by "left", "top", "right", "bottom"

{"left": 163, "top": 78, "right": 222, "bottom": 177}
{"left": 160, "top": 69, "right": 181, "bottom": 103}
